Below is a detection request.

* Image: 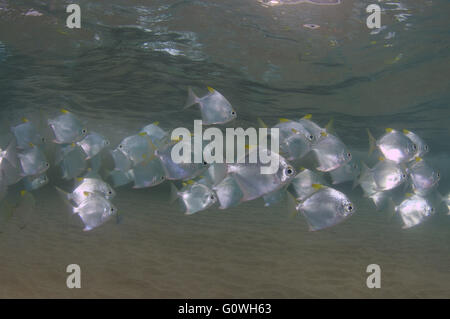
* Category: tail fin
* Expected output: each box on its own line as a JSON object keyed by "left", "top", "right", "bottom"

{"left": 367, "top": 129, "right": 377, "bottom": 156}
{"left": 5, "top": 138, "right": 18, "bottom": 168}
{"left": 325, "top": 118, "right": 335, "bottom": 135}
{"left": 287, "top": 193, "right": 300, "bottom": 219}
{"left": 184, "top": 87, "right": 199, "bottom": 109}
{"left": 169, "top": 183, "right": 179, "bottom": 204}
{"left": 257, "top": 117, "right": 268, "bottom": 129}
{"left": 354, "top": 161, "right": 371, "bottom": 191}
{"left": 386, "top": 198, "right": 397, "bottom": 221}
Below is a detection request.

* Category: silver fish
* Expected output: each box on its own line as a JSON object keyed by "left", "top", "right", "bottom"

{"left": 72, "top": 194, "right": 117, "bottom": 231}
{"left": 184, "top": 87, "right": 237, "bottom": 125}
{"left": 140, "top": 122, "right": 168, "bottom": 145}
{"left": 212, "top": 175, "right": 244, "bottom": 209}
{"left": 59, "top": 146, "right": 87, "bottom": 180}
{"left": 72, "top": 178, "right": 115, "bottom": 206}
{"left": 107, "top": 169, "right": 134, "bottom": 188}
{"left": 110, "top": 148, "right": 132, "bottom": 172}
{"left": 18, "top": 145, "right": 49, "bottom": 177}
{"left": 48, "top": 109, "right": 87, "bottom": 144}
{"left": 358, "top": 159, "right": 406, "bottom": 195}
{"left": 130, "top": 157, "right": 166, "bottom": 189}
{"left": 369, "top": 128, "right": 417, "bottom": 164}
{"left": 156, "top": 140, "right": 208, "bottom": 181}
{"left": 407, "top": 158, "right": 440, "bottom": 196}
{"left": 117, "top": 133, "right": 155, "bottom": 166}
{"left": 11, "top": 119, "right": 44, "bottom": 150}
{"left": 296, "top": 185, "right": 355, "bottom": 231}
{"left": 274, "top": 119, "right": 313, "bottom": 161}
{"left": 170, "top": 182, "right": 217, "bottom": 215}
{"left": 288, "top": 168, "right": 326, "bottom": 201}
{"left": 329, "top": 157, "right": 360, "bottom": 185}
{"left": 24, "top": 173, "right": 49, "bottom": 191}
{"left": 395, "top": 194, "right": 434, "bottom": 229}
{"left": 77, "top": 132, "right": 110, "bottom": 159}
{"left": 227, "top": 148, "right": 295, "bottom": 202}
{"left": 402, "top": 129, "right": 429, "bottom": 158}
{"left": 309, "top": 132, "right": 352, "bottom": 172}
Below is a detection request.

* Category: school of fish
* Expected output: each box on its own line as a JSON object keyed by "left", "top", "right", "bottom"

{"left": 0, "top": 86, "right": 448, "bottom": 232}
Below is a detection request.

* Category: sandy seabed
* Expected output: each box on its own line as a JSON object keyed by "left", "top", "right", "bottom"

{"left": 0, "top": 183, "right": 449, "bottom": 299}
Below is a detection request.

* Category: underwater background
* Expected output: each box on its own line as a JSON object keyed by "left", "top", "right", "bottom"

{"left": 0, "top": 0, "right": 449, "bottom": 298}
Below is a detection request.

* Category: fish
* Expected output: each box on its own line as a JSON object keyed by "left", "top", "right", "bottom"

{"left": 227, "top": 147, "right": 295, "bottom": 202}
{"left": 184, "top": 87, "right": 237, "bottom": 125}
{"left": 117, "top": 133, "right": 155, "bottom": 166}
{"left": 288, "top": 168, "right": 326, "bottom": 201}
{"left": 11, "top": 119, "right": 44, "bottom": 150}
{"left": 77, "top": 131, "right": 110, "bottom": 159}
{"left": 212, "top": 175, "right": 244, "bottom": 209}
{"left": 402, "top": 129, "right": 429, "bottom": 158}
{"left": 0, "top": 139, "right": 21, "bottom": 185}
{"left": 170, "top": 181, "right": 217, "bottom": 215}
{"left": 107, "top": 169, "right": 134, "bottom": 188}
{"left": 140, "top": 122, "right": 168, "bottom": 145}
{"left": 444, "top": 193, "right": 450, "bottom": 214}
{"left": 17, "top": 144, "right": 49, "bottom": 177}
{"left": 56, "top": 177, "right": 115, "bottom": 207}
{"left": 328, "top": 157, "right": 360, "bottom": 185}
{"left": 130, "top": 157, "right": 166, "bottom": 189}
{"left": 356, "top": 158, "right": 406, "bottom": 209}
{"left": 14, "top": 190, "right": 36, "bottom": 229}
{"left": 48, "top": 109, "right": 87, "bottom": 144}
{"left": 156, "top": 139, "right": 208, "bottom": 181}
{"left": 407, "top": 157, "right": 440, "bottom": 196}
{"left": 357, "top": 158, "right": 406, "bottom": 194}
{"left": 295, "top": 185, "right": 355, "bottom": 231}
{"left": 274, "top": 119, "right": 313, "bottom": 160}
{"left": 72, "top": 194, "right": 117, "bottom": 231}
{"left": 59, "top": 145, "right": 87, "bottom": 180}
{"left": 24, "top": 173, "right": 49, "bottom": 191}
{"left": 309, "top": 132, "right": 352, "bottom": 172}
{"left": 368, "top": 128, "right": 417, "bottom": 163}
{"left": 395, "top": 194, "right": 434, "bottom": 229}
{"left": 110, "top": 148, "right": 133, "bottom": 172}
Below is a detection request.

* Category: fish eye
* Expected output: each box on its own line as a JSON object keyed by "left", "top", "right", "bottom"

{"left": 412, "top": 144, "right": 417, "bottom": 150}
{"left": 161, "top": 176, "right": 165, "bottom": 180}
{"left": 437, "top": 172, "right": 440, "bottom": 178}
{"left": 424, "top": 145, "right": 429, "bottom": 151}
{"left": 285, "top": 166, "right": 294, "bottom": 175}
{"left": 45, "top": 162, "right": 50, "bottom": 167}
{"left": 203, "top": 161, "right": 208, "bottom": 166}
{"left": 110, "top": 207, "right": 115, "bottom": 212}
{"left": 309, "top": 135, "right": 314, "bottom": 140}
{"left": 347, "top": 205, "right": 353, "bottom": 212}
{"left": 347, "top": 152, "right": 352, "bottom": 158}
{"left": 231, "top": 111, "right": 236, "bottom": 116}
{"left": 108, "top": 191, "right": 112, "bottom": 195}
{"left": 119, "top": 144, "right": 123, "bottom": 149}
{"left": 402, "top": 173, "right": 406, "bottom": 178}
{"left": 210, "top": 195, "right": 215, "bottom": 200}
{"left": 82, "top": 129, "right": 87, "bottom": 134}
{"left": 105, "top": 140, "right": 110, "bottom": 145}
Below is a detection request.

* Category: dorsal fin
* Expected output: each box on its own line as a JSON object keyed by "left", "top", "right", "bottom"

{"left": 302, "top": 114, "right": 312, "bottom": 120}
{"left": 207, "top": 86, "right": 215, "bottom": 93}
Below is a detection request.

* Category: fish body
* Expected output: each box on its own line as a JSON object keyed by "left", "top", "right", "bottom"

{"left": 358, "top": 160, "right": 406, "bottom": 195}
{"left": 73, "top": 194, "right": 117, "bottom": 231}
{"left": 108, "top": 169, "right": 134, "bottom": 188}
{"left": 275, "top": 120, "right": 313, "bottom": 160}
{"left": 18, "top": 145, "right": 49, "bottom": 177}
{"left": 227, "top": 148, "right": 295, "bottom": 202}
{"left": 11, "top": 120, "right": 44, "bottom": 150}
{"left": 371, "top": 129, "right": 417, "bottom": 163}
{"left": 117, "top": 133, "right": 155, "bottom": 166}
{"left": 395, "top": 194, "right": 434, "bottom": 229}
{"left": 288, "top": 168, "right": 326, "bottom": 201}
{"left": 156, "top": 141, "right": 207, "bottom": 180}
{"left": 48, "top": 111, "right": 87, "bottom": 144}
{"left": 131, "top": 157, "right": 166, "bottom": 188}
{"left": 310, "top": 133, "right": 352, "bottom": 172}
{"left": 212, "top": 175, "right": 244, "bottom": 209}
{"left": 69, "top": 178, "right": 115, "bottom": 206}
{"left": 140, "top": 123, "right": 168, "bottom": 145}
{"left": 110, "top": 148, "right": 132, "bottom": 172}
{"left": 402, "top": 129, "right": 429, "bottom": 158}
{"left": 407, "top": 158, "right": 440, "bottom": 196}
{"left": 296, "top": 186, "right": 355, "bottom": 231}
{"left": 171, "top": 182, "right": 217, "bottom": 215}
{"left": 185, "top": 87, "right": 236, "bottom": 125}
{"left": 77, "top": 132, "right": 109, "bottom": 159}
{"left": 329, "top": 158, "right": 360, "bottom": 185}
